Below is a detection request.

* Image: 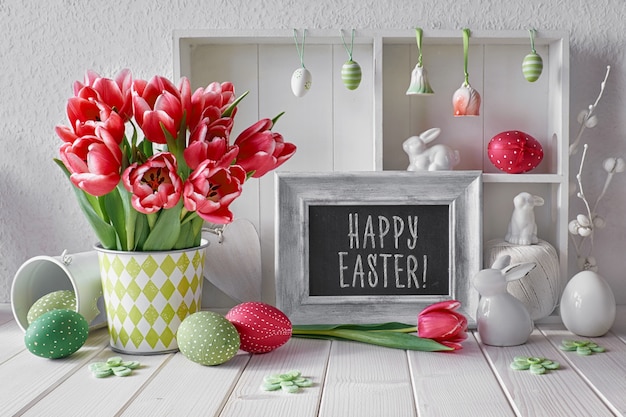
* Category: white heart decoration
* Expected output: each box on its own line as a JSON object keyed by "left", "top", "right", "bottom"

{"left": 203, "top": 219, "right": 262, "bottom": 303}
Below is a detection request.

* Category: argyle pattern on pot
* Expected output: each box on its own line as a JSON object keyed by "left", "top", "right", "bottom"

{"left": 97, "top": 246, "right": 206, "bottom": 354}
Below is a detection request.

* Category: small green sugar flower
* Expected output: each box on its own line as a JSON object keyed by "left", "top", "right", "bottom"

{"left": 88, "top": 356, "right": 141, "bottom": 378}
{"left": 261, "top": 370, "right": 313, "bottom": 393}
{"left": 559, "top": 339, "right": 606, "bottom": 356}
{"left": 510, "top": 356, "right": 560, "bottom": 375}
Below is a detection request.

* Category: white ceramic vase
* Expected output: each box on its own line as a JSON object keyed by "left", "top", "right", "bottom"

{"left": 560, "top": 270, "right": 616, "bottom": 337}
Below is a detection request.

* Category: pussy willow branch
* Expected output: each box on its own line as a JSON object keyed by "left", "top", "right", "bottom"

{"left": 569, "top": 65, "right": 611, "bottom": 156}
{"left": 572, "top": 144, "right": 595, "bottom": 256}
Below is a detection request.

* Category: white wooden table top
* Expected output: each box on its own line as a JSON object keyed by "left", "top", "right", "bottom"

{"left": 2, "top": 304, "right": 626, "bottom": 417}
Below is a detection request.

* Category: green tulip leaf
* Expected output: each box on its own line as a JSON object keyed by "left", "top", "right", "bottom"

{"left": 222, "top": 91, "right": 249, "bottom": 118}
{"left": 54, "top": 159, "right": 117, "bottom": 248}
{"left": 292, "top": 323, "right": 451, "bottom": 352}
{"left": 142, "top": 202, "right": 182, "bottom": 251}
{"left": 103, "top": 187, "right": 127, "bottom": 251}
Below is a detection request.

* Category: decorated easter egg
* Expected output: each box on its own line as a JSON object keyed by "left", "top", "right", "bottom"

{"left": 27, "top": 290, "right": 76, "bottom": 325}
{"left": 341, "top": 60, "right": 362, "bottom": 90}
{"left": 177, "top": 311, "right": 240, "bottom": 366}
{"left": 24, "top": 309, "right": 89, "bottom": 359}
{"left": 488, "top": 130, "right": 544, "bottom": 174}
{"left": 522, "top": 52, "right": 543, "bottom": 82}
{"left": 291, "top": 67, "right": 312, "bottom": 97}
{"left": 226, "top": 302, "right": 292, "bottom": 353}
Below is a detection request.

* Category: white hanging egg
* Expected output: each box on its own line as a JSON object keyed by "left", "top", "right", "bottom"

{"left": 341, "top": 60, "right": 362, "bottom": 90}
{"left": 522, "top": 52, "right": 543, "bottom": 82}
{"left": 291, "top": 67, "right": 312, "bottom": 97}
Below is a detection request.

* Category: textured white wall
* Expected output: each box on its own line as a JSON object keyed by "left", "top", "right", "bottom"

{"left": 1, "top": 0, "right": 625, "bottom": 303}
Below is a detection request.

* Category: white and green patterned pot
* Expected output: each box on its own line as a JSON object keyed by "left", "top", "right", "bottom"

{"left": 95, "top": 240, "right": 208, "bottom": 354}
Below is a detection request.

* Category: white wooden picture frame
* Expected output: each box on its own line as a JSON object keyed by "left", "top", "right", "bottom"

{"left": 275, "top": 170, "right": 482, "bottom": 327}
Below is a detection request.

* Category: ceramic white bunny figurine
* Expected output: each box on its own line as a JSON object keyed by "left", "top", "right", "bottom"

{"left": 505, "top": 192, "right": 544, "bottom": 245}
{"left": 403, "top": 128, "right": 460, "bottom": 171}
{"left": 474, "top": 255, "right": 536, "bottom": 346}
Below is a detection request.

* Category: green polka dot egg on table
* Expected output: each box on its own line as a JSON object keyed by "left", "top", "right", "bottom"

{"left": 27, "top": 290, "right": 76, "bottom": 325}
{"left": 176, "top": 311, "right": 240, "bottom": 366}
{"left": 24, "top": 309, "right": 89, "bottom": 359}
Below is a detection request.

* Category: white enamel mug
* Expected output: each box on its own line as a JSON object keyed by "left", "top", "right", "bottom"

{"left": 11, "top": 250, "right": 105, "bottom": 332}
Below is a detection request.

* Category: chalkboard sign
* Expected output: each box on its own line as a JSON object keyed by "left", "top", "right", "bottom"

{"left": 308, "top": 204, "right": 449, "bottom": 296}
{"left": 276, "top": 171, "right": 482, "bottom": 326}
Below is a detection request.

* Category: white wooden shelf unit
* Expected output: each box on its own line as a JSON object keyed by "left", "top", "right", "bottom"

{"left": 174, "top": 29, "right": 569, "bottom": 307}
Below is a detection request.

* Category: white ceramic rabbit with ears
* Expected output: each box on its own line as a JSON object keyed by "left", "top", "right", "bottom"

{"left": 403, "top": 127, "right": 460, "bottom": 171}
{"left": 505, "top": 192, "right": 545, "bottom": 245}
{"left": 474, "top": 255, "right": 536, "bottom": 346}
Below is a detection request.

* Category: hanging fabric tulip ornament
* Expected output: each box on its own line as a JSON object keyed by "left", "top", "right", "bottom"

{"left": 406, "top": 28, "right": 434, "bottom": 95}
{"left": 340, "top": 29, "right": 362, "bottom": 90}
{"left": 291, "top": 29, "right": 312, "bottom": 97}
{"left": 522, "top": 29, "right": 543, "bottom": 82}
{"left": 453, "top": 28, "right": 481, "bottom": 116}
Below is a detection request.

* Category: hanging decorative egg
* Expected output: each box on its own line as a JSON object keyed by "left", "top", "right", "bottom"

{"left": 291, "top": 67, "right": 312, "bottom": 97}
{"left": 522, "top": 52, "right": 543, "bottom": 82}
{"left": 522, "top": 29, "right": 543, "bottom": 82}
{"left": 488, "top": 130, "right": 544, "bottom": 174}
{"left": 341, "top": 60, "right": 362, "bottom": 90}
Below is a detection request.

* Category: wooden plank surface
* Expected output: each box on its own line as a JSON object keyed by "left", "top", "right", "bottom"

{"left": 219, "top": 337, "right": 330, "bottom": 417}
{"left": 120, "top": 352, "right": 250, "bottom": 417}
{"left": 1, "top": 329, "right": 109, "bottom": 416}
{"left": 408, "top": 333, "right": 515, "bottom": 417}
{"left": 0, "top": 305, "right": 625, "bottom": 417}
{"left": 478, "top": 329, "right": 616, "bottom": 417}
{"left": 318, "top": 340, "right": 416, "bottom": 417}
{"left": 539, "top": 324, "right": 626, "bottom": 416}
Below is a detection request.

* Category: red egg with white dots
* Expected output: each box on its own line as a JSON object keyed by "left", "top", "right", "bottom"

{"left": 487, "top": 130, "right": 544, "bottom": 174}
{"left": 225, "top": 302, "right": 292, "bottom": 353}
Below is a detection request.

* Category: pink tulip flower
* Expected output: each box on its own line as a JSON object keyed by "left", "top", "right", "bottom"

{"left": 183, "top": 160, "right": 246, "bottom": 224}
{"left": 132, "top": 76, "right": 185, "bottom": 144}
{"left": 188, "top": 81, "right": 236, "bottom": 132}
{"left": 74, "top": 69, "right": 134, "bottom": 121}
{"left": 418, "top": 300, "right": 468, "bottom": 350}
{"left": 248, "top": 131, "right": 297, "bottom": 178}
{"left": 59, "top": 129, "right": 123, "bottom": 197}
{"left": 184, "top": 118, "right": 238, "bottom": 170}
{"left": 122, "top": 153, "right": 183, "bottom": 214}
{"left": 232, "top": 119, "right": 276, "bottom": 174}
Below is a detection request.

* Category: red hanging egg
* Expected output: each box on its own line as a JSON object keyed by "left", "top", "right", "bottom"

{"left": 225, "top": 302, "right": 292, "bottom": 353}
{"left": 487, "top": 130, "right": 543, "bottom": 174}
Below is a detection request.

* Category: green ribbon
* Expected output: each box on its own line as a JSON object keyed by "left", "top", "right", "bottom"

{"left": 415, "top": 27, "right": 424, "bottom": 67}
{"left": 462, "top": 28, "right": 471, "bottom": 86}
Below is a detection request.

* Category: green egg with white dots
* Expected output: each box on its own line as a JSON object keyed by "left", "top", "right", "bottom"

{"left": 24, "top": 309, "right": 88, "bottom": 359}
{"left": 177, "top": 311, "right": 240, "bottom": 366}
{"left": 27, "top": 290, "right": 76, "bottom": 325}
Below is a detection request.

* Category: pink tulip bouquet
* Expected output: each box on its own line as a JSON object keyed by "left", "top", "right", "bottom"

{"left": 54, "top": 69, "right": 296, "bottom": 251}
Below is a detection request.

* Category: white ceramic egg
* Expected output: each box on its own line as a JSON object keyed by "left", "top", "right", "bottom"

{"left": 291, "top": 67, "right": 312, "bottom": 97}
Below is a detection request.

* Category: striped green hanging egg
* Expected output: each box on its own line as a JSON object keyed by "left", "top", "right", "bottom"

{"left": 522, "top": 52, "right": 543, "bottom": 82}
{"left": 341, "top": 60, "right": 362, "bottom": 90}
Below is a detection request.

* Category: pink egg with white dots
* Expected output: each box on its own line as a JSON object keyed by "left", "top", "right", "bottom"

{"left": 487, "top": 130, "right": 544, "bottom": 174}
{"left": 225, "top": 302, "right": 292, "bottom": 353}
